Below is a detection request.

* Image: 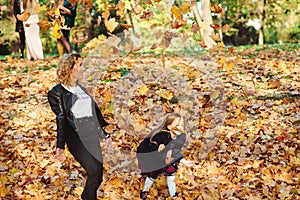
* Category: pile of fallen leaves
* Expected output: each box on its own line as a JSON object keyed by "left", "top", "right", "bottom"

{"left": 0, "top": 45, "right": 299, "bottom": 200}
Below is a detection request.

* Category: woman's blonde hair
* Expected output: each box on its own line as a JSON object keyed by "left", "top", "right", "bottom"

{"left": 56, "top": 53, "right": 81, "bottom": 86}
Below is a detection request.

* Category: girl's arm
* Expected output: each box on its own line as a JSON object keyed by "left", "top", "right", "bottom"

{"left": 58, "top": 5, "right": 72, "bottom": 15}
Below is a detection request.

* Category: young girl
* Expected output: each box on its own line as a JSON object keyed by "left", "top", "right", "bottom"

{"left": 137, "top": 113, "right": 193, "bottom": 199}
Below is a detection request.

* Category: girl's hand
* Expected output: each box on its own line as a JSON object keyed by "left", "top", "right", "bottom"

{"left": 180, "top": 159, "right": 194, "bottom": 168}
{"left": 56, "top": 148, "right": 66, "bottom": 162}
{"left": 165, "top": 150, "right": 174, "bottom": 164}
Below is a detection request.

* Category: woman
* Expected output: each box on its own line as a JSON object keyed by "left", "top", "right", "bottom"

{"left": 51, "top": 0, "right": 77, "bottom": 56}
{"left": 23, "top": 0, "right": 44, "bottom": 60}
{"left": 48, "top": 53, "right": 111, "bottom": 200}
{"left": 137, "top": 113, "right": 194, "bottom": 199}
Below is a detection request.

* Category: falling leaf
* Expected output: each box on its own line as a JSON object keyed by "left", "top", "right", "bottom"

{"left": 199, "top": 40, "right": 207, "bottom": 48}
{"left": 222, "top": 24, "right": 231, "bottom": 32}
{"left": 192, "top": 22, "right": 200, "bottom": 34}
{"left": 102, "top": 9, "right": 110, "bottom": 20}
{"left": 105, "top": 18, "right": 119, "bottom": 33}
{"left": 120, "top": 23, "right": 132, "bottom": 29}
{"left": 210, "top": 24, "right": 222, "bottom": 30}
{"left": 180, "top": 1, "right": 191, "bottom": 14}
{"left": 17, "top": 12, "right": 30, "bottom": 21}
{"left": 209, "top": 3, "right": 224, "bottom": 16}
{"left": 171, "top": 6, "right": 181, "bottom": 19}
{"left": 34, "top": 4, "right": 47, "bottom": 13}
{"left": 38, "top": 18, "right": 53, "bottom": 31}
{"left": 236, "top": 19, "right": 245, "bottom": 23}
{"left": 140, "top": 10, "right": 153, "bottom": 19}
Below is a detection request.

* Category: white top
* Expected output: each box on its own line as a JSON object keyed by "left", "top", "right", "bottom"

{"left": 62, "top": 84, "right": 93, "bottom": 118}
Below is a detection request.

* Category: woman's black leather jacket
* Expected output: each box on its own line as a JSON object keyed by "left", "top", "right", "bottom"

{"left": 48, "top": 84, "right": 108, "bottom": 149}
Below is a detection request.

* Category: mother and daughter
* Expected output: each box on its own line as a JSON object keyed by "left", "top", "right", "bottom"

{"left": 47, "top": 53, "right": 194, "bottom": 200}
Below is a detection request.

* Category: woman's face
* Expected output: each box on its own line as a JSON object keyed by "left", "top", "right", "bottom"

{"left": 71, "top": 57, "right": 84, "bottom": 81}
{"left": 168, "top": 117, "right": 184, "bottom": 136}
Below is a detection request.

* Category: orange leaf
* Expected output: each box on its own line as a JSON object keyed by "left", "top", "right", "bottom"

{"left": 171, "top": 6, "right": 181, "bottom": 19}
{"left": 209, "top": 3, "right": 224, "bottom": 16}
{"left": 17, "top": 12, "right": 30, "bottom": 21}
{"left": 120, "top": 23, "right": 132, "bottom": 29}
{"left": 102, "top": 9, "right": 110, "bottom": 20}
{"left": 38, "top": 18, "right": 53, "bottom": 31}
{"left": 180, "top": 1, "right": 191, "bottom": 14}
{"left": 222, "top": 24, "right": 231, "bottom": 32}
{"left": 199, "top": 40, "right": 207, "bottom": 48}
{"left": 210, "top": 24, "right": 222, "bottom": 30}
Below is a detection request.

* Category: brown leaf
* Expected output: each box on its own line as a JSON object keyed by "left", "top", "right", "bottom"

{"left": 268, "top": 79, "right": 281, "bottom": 89}
{"left": 210, "top": 24, "right": 222, "bottom": 30}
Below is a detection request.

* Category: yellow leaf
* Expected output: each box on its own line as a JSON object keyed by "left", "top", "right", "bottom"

{"left": 103, "top": 89, "right": 112, "bottom": 102}
{"left": 217, "top": 57, "right": 226, "bottom": 64}
{"left": 157, "top": 89, "right": 173, "bottom": 100}
{"left": 239, "top": 134, "right": 246, "bottom": 140}
{"left": 139, "top": 85, "right": 149, "bottom": 95}
{"left": 226, "top": 61, "right": 235, "bottom": 71}
{"left": 236, "top": 19, "right": 245, "bottom": 23}
{"left": 73, "top": 187, "right": 83, "bottom": 196}
{"left": 105, "top": 18, "right": 119, "bottom": 33}
{"left": 171, "top": 6, "right": 181, "bottom": 19}
{"left": 64, "top": 186, "right": 71, "bottom": 192}
{"left": 275, "top": 130, "right": 282, "bottom": 135}
{"left": 34, "top": 4, "right": 47, "bottom": 13}
{"left": 235, "top": 107, "right": 242, "bottom": 116}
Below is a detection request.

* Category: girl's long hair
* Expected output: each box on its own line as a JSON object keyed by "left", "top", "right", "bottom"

{"left": 149, "top": 113, "right": 184, "bottom": 145}
{"left": 56, "top": 53, "right": 81, "bottom": 86}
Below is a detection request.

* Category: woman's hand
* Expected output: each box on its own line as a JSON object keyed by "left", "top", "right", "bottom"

{"left": 56, "top": 148, "right": 66, "bottom": 162}
{"left": 180, "top": 158, "right": 194, "bottom": 168}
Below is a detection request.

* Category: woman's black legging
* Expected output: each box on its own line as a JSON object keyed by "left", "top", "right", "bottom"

{"left": 66, "top": 134, "right": 103, "bottom": 200}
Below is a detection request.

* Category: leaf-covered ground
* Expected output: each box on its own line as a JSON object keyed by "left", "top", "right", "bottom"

{"left": 0, "top": 46, "right": 299, "bottom": 200}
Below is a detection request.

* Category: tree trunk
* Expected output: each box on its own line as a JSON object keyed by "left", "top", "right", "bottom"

{"left": 258, "top": 0, "right": 266, "bottom": 45}
{"left": 191, "top": 0, "right": 216, "bottom": 48}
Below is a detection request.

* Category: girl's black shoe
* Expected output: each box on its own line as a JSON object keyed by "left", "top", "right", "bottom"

{"left": 140, "top": 190, "right": 147, "bottom": 199}
{"left": 173, "top": 192, "right": 178, "bottom": 197}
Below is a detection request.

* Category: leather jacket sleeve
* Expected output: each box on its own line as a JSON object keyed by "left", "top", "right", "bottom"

{"left": 95, "top": 104, "right": 108, "bottom": 128}
{"left": 47, "top": 85, "right": 66, "bottom": 149}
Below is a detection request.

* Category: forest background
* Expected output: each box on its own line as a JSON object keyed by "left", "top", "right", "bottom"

{"left": 0, "top": 0, "right": 299, "bottom": 199}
